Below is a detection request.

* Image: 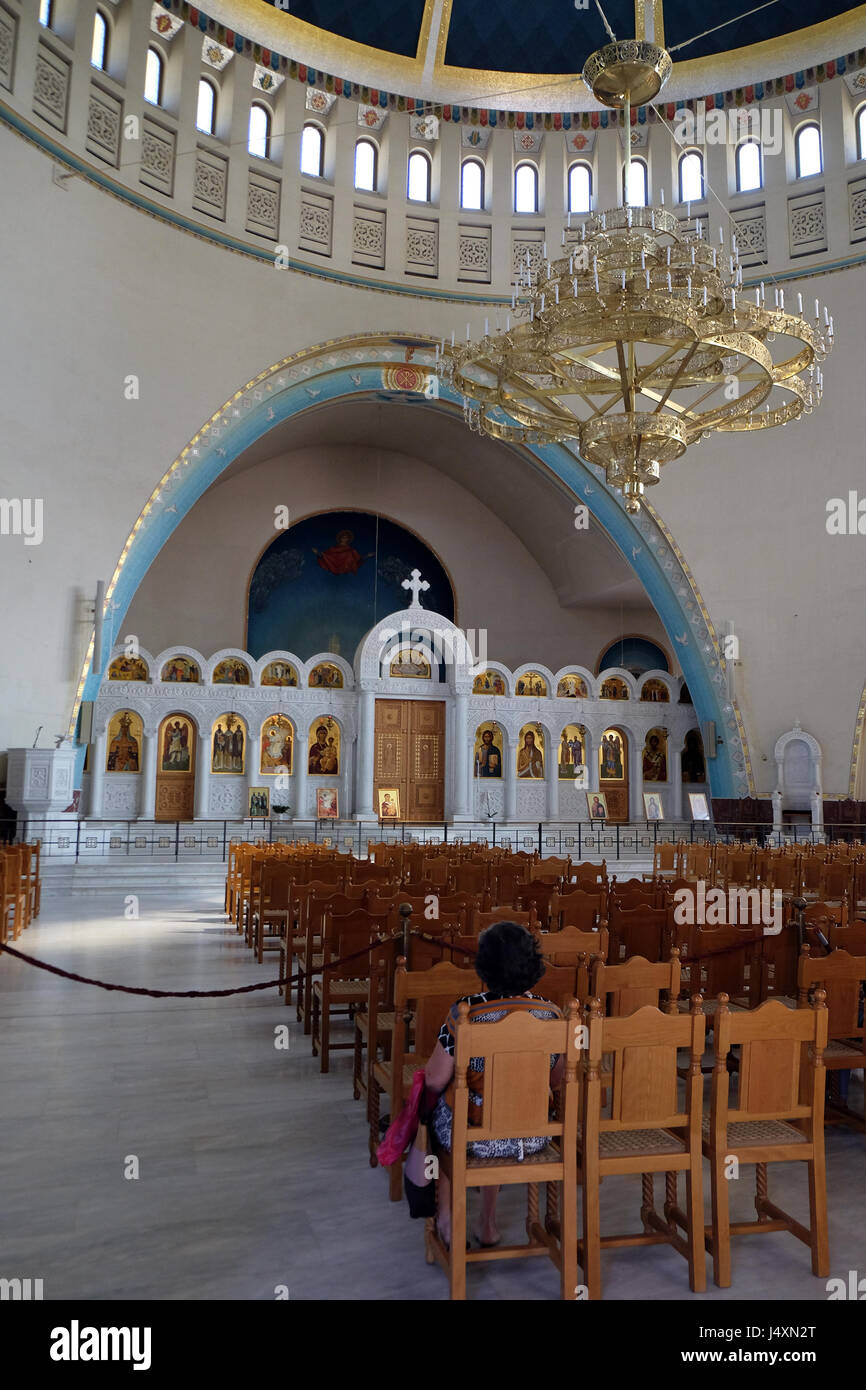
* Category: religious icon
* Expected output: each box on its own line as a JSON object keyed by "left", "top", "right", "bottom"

{"left": 599, "top": 730, "right": 625, "bottom": 780}
{"left": 557, "top": 674, "right": 588, "bottom": 699}
{"left": 105, "top": 710, "right": 142, "bottom": 773}
{"left": 688, "top": 792, "right": 711, "bottom": 821}
{"left": 108, "top": 655, "right": 148, "bottom": 682}
{"left": 641, "top": 678, "right": 670, "bottom": 702}
{"left": 212, "top": 658, "right": 251, "bottom": 685}
{"left": 308, "top": 718, "right": 339, "bottom": 775}
{"left": 261, "top": 660, "right": 299, "bottom": 687}
{"left": 558, "top": 724, "right": 587, "bottom": 784}
{"left": 248, "top": 787, "right": 270, "bottom": 819}
{"left": 600, "top": 677, "right": 628, "bottom": 700}
{"left": 474, "top": 722, "right": 502, "bottom": 778}
{"left": 260, "top": 716, "right": 293, "bottom": 775}
{"left": 212, "top": 714, "right": 244, "bottom": 773}
{"left": 161, "top": 716, "right": 192, "bottom": 772}
{"left": 313, "top": 528, "right": 374, "bottom": 575}
{"left": 643, "top": 792, "right": 664, "bottom": 821}
{"left": 389, "top": 647, "right": 431, "bottom": 678}
{"left": 681, "top": 728, "right": 706, "bottom": 782}
{"left": 161, "top": 656, "right": 200, "bottom": 683}
{"left": 317, "top": 788, "right": 339, "bottom": 820}
{"left": 308, "top": 662, "right": 344, "bottom": 689}
{"left": 642, "top": 729, "right": 668, "bottom": 781}
{"left": 472, "top": 670, "right": 506, "bottom": 695}
{"left": 586, "top": 791, "right": 608, "bottom": 820}
{"left": 515, "top": 671, "right": 548, "bottom": 697}
{"left": 378, "top": 787, "right": 400, "bottom": 820}
{"left": 517, "top": 726, "right": 544, "bottom": 779}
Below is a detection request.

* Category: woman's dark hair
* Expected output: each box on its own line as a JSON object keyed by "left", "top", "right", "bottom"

{"left": 475, "top": 920, "right": 544, "bottom": 994}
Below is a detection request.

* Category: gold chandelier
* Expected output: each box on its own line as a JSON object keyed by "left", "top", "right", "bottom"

{"left": 437, "top": 23, "right": 833, "bottom": 514}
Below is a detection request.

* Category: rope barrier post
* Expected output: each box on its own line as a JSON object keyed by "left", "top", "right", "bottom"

{"left": 399, "top": 901, "right": 413, "bottom": 966}
{"left": 792, "top": 895, "right": 807, "bottom": 953}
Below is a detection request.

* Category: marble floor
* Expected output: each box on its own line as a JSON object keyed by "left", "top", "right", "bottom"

{"left": 1, "top": 879, "right": 863, "bottom": 1302}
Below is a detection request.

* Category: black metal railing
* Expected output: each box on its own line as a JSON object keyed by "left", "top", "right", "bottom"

{"left": 0, "top": 816, "right": 853, "bottom": 864}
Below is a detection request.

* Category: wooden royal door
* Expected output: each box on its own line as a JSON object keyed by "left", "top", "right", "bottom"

{"left": 374, "top": 699, "right": 445, "bottom": 822}
{"left": 155, "top": 714, "right": 196, "bottom": 821}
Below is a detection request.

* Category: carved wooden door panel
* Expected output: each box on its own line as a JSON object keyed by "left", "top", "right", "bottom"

{"left": 374, "top": 699, "right": 445, "bottom": 822}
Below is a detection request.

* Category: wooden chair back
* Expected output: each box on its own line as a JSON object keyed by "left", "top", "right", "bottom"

{"left": 797, "top": 946, "right": 866, "bottom": 1054}
{"left": 551, "top": 890, "right": 602, "bottom": 932}
{"left": 470, "top": 907, "right": 538, "bottom": 935}
{"left": 713, "top": 993, "right": 828, "bottom": 1126}
{"left": 609, "top": 902, "right": 672, "bottom": 963}
{"left": 590, "top": 950, "right": 681, "bottom": 1017}
{"left": 392, "top": 960, "right": 483, "bottom": 1064}
{"left": 584, "top": 998, "right": 705, "bottom": 1131}
{"left": 536, "top": 925, "right": 609, "bottom": 968}
{"left": 514, "top": 881, "right": 559, "bottom": 928}
{"left": 451, "top": 1001, "right": 578, "bottom": 1146}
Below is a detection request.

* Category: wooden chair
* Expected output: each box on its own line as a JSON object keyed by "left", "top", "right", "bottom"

{"left": 650, "top": 841, "right": 681, "bottom": 880}
{"left": 370, "top": 960, "right": 482, "bottom": 1198}
{"left": 578, "top": 997, "right": 707, "bottom": 1299}
{"left": 451, "top": 863, "right": 489, "bottom": 896}
{"left": 514, "top": 882, "right": 559, "bottom": 930}
{"left": 291, "top": 888, "right": 375, "bottom": 1024}
{"left": 311, "top": 908, "right": 389, "bottom": 1073}
{"left": 676, "top": 923, "right": 758, "bottom": 1013}
{"left": 608, "top": 902, "right": 672, "bottom": 964}
{"left": 570, "top": 860, "right": 607, "bottom": 886}
{"left": 589, "top": 949, "right": 681, "bottom": 1018}
{"left": 470, "top": 907, "right": 538, "bottom": 935}
{"left": 0, "top": 849, "right": 28, "bottom": 942}
{"left": 488, "top": 862, "right": 527, "bottom": 904}
{"left": 536, "top": 925, "right": 609, "bottom": 969}
{"left": 703, "top": 992, "right": 829, "bottom": 1288}
{"left": 250, "top": 862, "right": 295, "bottom": 964}
{"left": 426, "top": 999, "right": 580, "bottom": 1300}
{"left": 797, "top": 945, "right": 866, "bottom": 1133}
{"left": 550, "top": 890, "right": 602, "bottom": 932}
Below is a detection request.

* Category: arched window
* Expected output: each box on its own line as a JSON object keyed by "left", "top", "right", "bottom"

{"left": 568, "top": 162, "right": 592, "bottom": 213}
{"left": 407, "top": 149, "right": 431, "bottom": 202}
{"left": 460, "top": 158, "right": 484, "bottom": 210}
{"left": 195, "top": 78, "right": 216, "bottom": 135}
{"left": 623, "top": 157, "right": 648, "bottom": 207}
{"left": 144, "top": 47, "right": 164, "bottom": 107}
{"left": 736, "top": 139, "right": 762, "bottom": 192}
{"left": 39, "top": 0, "right": 53, "bottom": 27}
{"left": 300, "top": 122, "right": 323, "bottom": 176}
{"left": 795, "top": 122, "right": 822, "bottom": 178}
{"left": 678, "top": 150, "right": 703, "bottom": 203}
{"left": 354, "top": 138, "right": 377, "bottom": 192}
{"left": 91, "top": 10, "right": 109, "bottom": 70}
{"left": 514, "top": 162, "right": 538, "bottom": 213}
{"left": 858, "top": 106, "right": 866, "bottom": 161}
{"left": 249, "top": 104, "right": 272, "bottom": 160}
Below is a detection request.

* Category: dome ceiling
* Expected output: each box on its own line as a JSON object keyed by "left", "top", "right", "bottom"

{"left": 205, "top": 0, "right": 866, "bottom": 105}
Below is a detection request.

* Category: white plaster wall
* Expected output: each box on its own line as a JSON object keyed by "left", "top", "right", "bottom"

{"left": 123, "top": 442, "right": 667, "bottom": 671}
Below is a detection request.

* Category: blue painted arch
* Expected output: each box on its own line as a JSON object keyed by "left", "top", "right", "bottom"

{"left": 74, "top": 334, "right": 752, "bottom": 798}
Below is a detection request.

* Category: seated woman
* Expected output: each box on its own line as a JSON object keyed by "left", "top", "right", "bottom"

{"left": 424, "top": 921, "right": 563, "bottom": 1248}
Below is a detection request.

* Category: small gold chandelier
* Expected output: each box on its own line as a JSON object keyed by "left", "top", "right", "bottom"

{"left": 438, "top": 14, "right": 833, "bottom": 514}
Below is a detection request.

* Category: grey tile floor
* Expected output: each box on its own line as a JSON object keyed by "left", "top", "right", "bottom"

{"left": 1, "top": 885, "right": 863, "bottom": 1301}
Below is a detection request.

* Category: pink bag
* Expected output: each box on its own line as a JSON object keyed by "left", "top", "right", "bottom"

{"left": 376, "top": 1068, "right": 426, "bottom": 1167}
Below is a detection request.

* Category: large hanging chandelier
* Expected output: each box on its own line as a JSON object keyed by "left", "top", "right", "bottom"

{"left": 437, "top": 18, "right": 833, "bottom": 514}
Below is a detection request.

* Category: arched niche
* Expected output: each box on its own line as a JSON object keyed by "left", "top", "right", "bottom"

{"left": 772, "top": 724, "right": 822, "bottom": 829}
